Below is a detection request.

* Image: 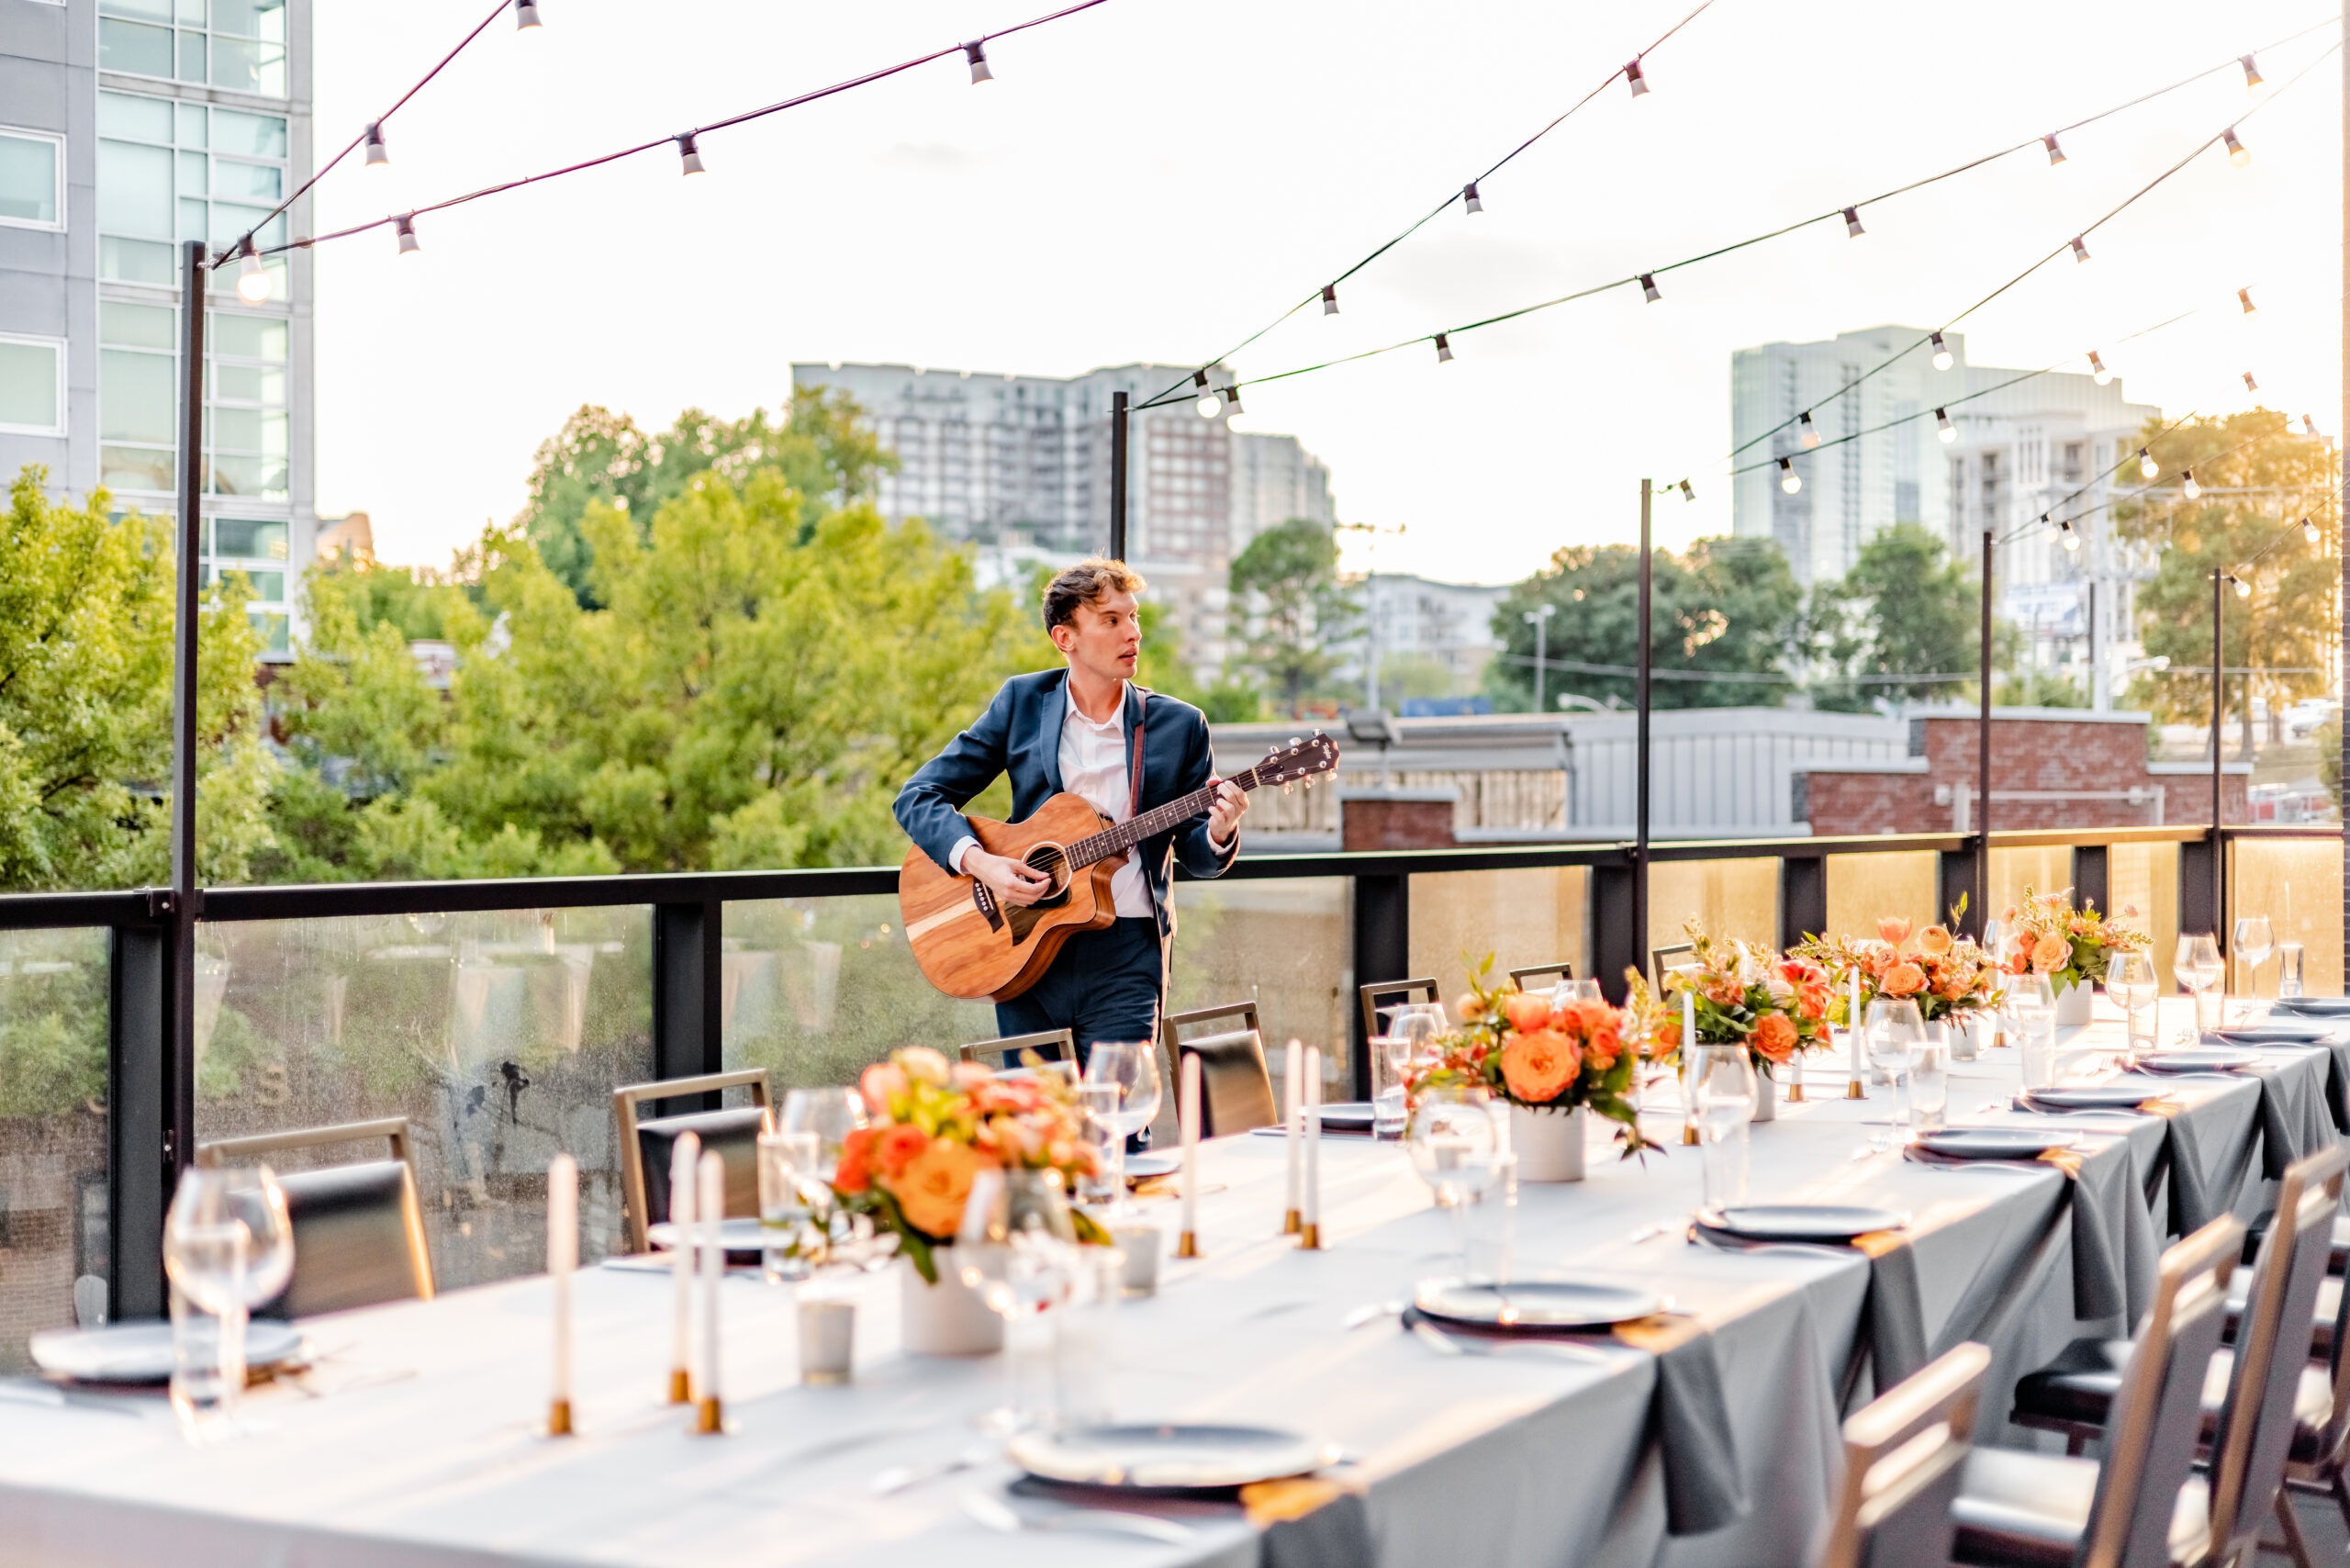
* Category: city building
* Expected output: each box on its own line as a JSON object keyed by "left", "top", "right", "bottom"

{"left": 791, "top": 361, "right": 1334, "bottom": 676}
{"left": 0, "top": 0, "right": 315, "bottom": 658}
{"left": 1348, "top": 573, "right": 1509, "bottom": 703}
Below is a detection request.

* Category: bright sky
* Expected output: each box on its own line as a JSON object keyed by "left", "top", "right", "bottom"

{"left": 312, "top": 0, "right": 2346, "bottom": 585}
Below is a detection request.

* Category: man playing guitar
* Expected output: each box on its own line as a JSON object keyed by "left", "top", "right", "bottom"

{"left": 894, "top": 558, "right": 1248, "bottom": 1055}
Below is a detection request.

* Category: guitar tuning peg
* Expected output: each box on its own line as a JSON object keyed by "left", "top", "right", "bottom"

{"left": 1288, "top": 735, "right": 1302, "bottom": 748}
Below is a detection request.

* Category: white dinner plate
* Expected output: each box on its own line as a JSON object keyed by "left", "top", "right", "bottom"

{"left": 1914, "top": 1128, "right": 2077, "bottom": 1160}
{"left": 2273, "top": 998, "right": 2350, "bottom": 1018}
{"left": 29, "top": 1320, "right": 306, "bottom": 1385}
{"left": 2213, "top": 1025, "right": 2338, "bottom": 1045}
{"left": 1699, "top": 1204, "right": 1907, "bottom": 1243}
{"left": 1124, "top": 1153, "right": 1180, "bottom": 1181}
{"left": 1009, "top": 1423, "right": 1326, "bottom": 1491}
{"left": 646, "top": 1217, "right": 772, "bottom": 1251}
{"left": 1315, "top": 1102, "right": 1376, "bottom": 1129}
{"left": 2020, "top": 1083, "right": 2161, "bottom": 1111}
{"left": 2133, "top": 1048, "right": 2261, "bottom": 1075}
{"left": 1413, "top": 1277, "right": 1661, "bottom": 1329}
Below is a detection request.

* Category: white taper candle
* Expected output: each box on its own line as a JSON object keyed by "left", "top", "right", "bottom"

{"left": 1283, "top": 1040, "right": 1303, "bottom": 1226}
{"left": 1850, "top": 969, "right": 1865, "bottom": 1084}
{"left": 548, "top": 1152, "right": 576, "bottom": 1431}
{"left": 1178, "top": 1050, "right": 1202, "bottom": 1250}
{"left": 1303, "top": 1046, "right": 1323, "bottom": 1238}
{"left": 696, "top": 1149, "right": 724, "bottom": 1432}
{"left": 668, "top": 1130, "right": 699, "bottom": 1403}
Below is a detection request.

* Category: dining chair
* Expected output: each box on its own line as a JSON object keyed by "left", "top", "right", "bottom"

{"left": 1160, "top": 1002, "right": 1278, "bottom": 1137}
{"left": 958, "top": 1028, "right": 1077, "bottom": 1070}
{"left": 1506, "top": 960, "right": 1575, "bottom": 992}
{"left": 1650, "top": 942, "right": 1696, "bottom": 989}
{"left": 612, "top": 1068, "right": 770, "bottom": 1254}
{"left": 1949, "top": 1215, "right": 2243, "bottom": 1568}
{"left": 196, "top": 1117, "right": 434, "bottom": 1319}
{"left": 1358, "top": 976, "right": 1438, "bottom": 1044}
{"left": 1816, "top": 1342, "right": 1989, "bottom": 1568}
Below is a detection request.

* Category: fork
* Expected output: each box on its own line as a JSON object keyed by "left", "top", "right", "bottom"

{"left": 958, "top": 1488, "right": 1194, "bottom": 1544}
{"left": 870, "top": 1445, "right": 990, "bottom": 1495}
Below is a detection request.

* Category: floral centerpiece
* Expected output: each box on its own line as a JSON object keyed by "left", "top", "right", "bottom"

{"left": 1411, "top": 957, "right": 1659, "bottom": 1181}
{"left": 2002, "top": 887, "right": 2148, "bottom": 1024}
{"left": 1632, "top": 928, "right": 1831, "bottom": 1120}
{"left": 833, "top": 1047, "right": 1107, "bottom": 1287}
{"left": 1793, "top": 911, "right": 2003, "bottom": 1026}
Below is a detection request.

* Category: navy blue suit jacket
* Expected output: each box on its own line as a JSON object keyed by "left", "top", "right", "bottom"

{"left": 893, "top": 670, "right": 1237, "bottom": 938}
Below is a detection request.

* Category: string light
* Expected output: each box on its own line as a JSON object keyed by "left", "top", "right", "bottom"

{"left": 1931, "top": 331, "right": 1953, "bottom": 371}
{"left": 2070, "top": 235, "right": 2090, "bottom": 263}
{"left": 1321, "top": 285, "right": 1339, "bottom": 317}
{"left": 2244, "top": 370, "right": 2259, "bottom": 392}
{"left": 675, "top": 132, "right": 703, "bottom": 174}
{"left": 964, "top": 40, "right": 993, "bottom": 84}
{"left": 395, "top": 213, "right": 419, "bottom": 254}
{"left": 2087, "top": 349, "right": 2111, "bottom": 384}
{"left": 2233, "top": 574, "right": 2252, "bottom": 599}
{"left": 364, "top": 122, "right": 389, "bottom": 169}
{"left": 2223, "top": 127, "right": 2249, "bottom": 166}
{"left": 1435, "top": 332, "right": 1454, "bottom": 364}
{"left": 1799, "top": 411, "right": 1820, "bottom": 448}
{"left": 1221, "top": 383, "right": 1242, "bottom": 415}
{"left": 2304, "top": 517, "right": 2322, "bottom": 544}
{"left": 2043, "top": 133, "right": 2066, "bottom": 165}
{"left": 2243, "top": 52, "right": 2263, "bottom": 88}
{"left": 515, "top": 0, "right": 541, "bottom": 27}
{"left": 1625, "top": 59, "right": 1650, "bottom": 98}
{"left": 1842, "top": 207, "right": 1864, "bottom": 239}
{"left": 1778, "top": 457, "right": 1801, "bottom": 494}
{"left": 1463, "top": 181, "right": 1483, "bottom": 215}
{"left": 2182, "top": 468, "right": 2201, "bottom": 499}
{"left": 2238, "top": 286, "right": 2255, "bottom": 314}
{"left": 234, "top": 239, "right": 271, "bottom": 303}
{"left": 2139, "top": 447, "right": 2159, "bottom": 479}
{"left": 2057, "top": 516, "right": 2080, "bottom": 551}
{"left": 1192, "top": 371, "right": 1218, "bottom": 419}
{"left": 1936, "top": 407, "right": 1957, "bottom": 443}
{"left": 1678, "top": 479, "right": 1695, "bottom": 502}
{"left": 1639, "top": 273, "right": 1661, "bottom": 304}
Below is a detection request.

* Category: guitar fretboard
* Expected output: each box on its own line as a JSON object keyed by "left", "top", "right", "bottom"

{"left": 1064, "top": 760, "right": 1273, "bottom": 870}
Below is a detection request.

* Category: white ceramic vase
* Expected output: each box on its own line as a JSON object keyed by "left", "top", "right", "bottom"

{"left": 1751, "top": 1063, "right": 1777, "bottom": 1123}
{"left": 2053, "top": 979, "right": 2094, "bottom": 1028}
{"left": 898, "top": 1248, "right": 1004, "bottom": 1356}
{"left": 1508, "top": 1102, "right": 1586, "bottom": 1182}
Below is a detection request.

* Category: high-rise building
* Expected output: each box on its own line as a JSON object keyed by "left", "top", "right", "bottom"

{"left": 792, "top": 362, "right": 1335, "bottom": 675}
{"left": 1, "top": 0, "right": 315, "bottom": 657}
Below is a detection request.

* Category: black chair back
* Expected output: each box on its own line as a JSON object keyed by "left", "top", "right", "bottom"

{"left": 1650, "top": 942, "right": 1696, "bottom": 989}
{"left": 612, "top": 1068, "right": 770, "bottom": 1252}
{"left": 1818, "top": 1343, "right": 1988, "bottom": 1568}
{"left": 2208, "top": 1144, "right": 2347, "bottom": 1566}
{"left": 2079, "top": 1216, "right": 2242, "bottom": 1568}
{"left": 959, "top": 1028, "right": 1076, "bottom": 1070}
{"left": 1159, "top": 1009, "right": 1278, "bottom": 1137}
{"left": 1506, "top": 961, "right": 1574, "bottom": 992}
{"left": 196, "top": 1117, "right": 433, "bottom": 1320}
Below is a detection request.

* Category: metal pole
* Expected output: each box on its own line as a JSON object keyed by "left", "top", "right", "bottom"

{"left": 1532, "top": 611, "right": 1547, "bottom": 717}
{"left": 166, "top": 239, "right": 207, "bottom": 1189}
{"left": 2211, "top": 568, "right": 2226, "bottom": 949}
{"left": 1108, "top": 390, "right": 1128, "bottom": 561}
{"left": 1976, "top": 529, "right": 1992, "bottom": 936}
{"left": 2339, "top": 5, "right": 2347, "bottom": 992}
{"left": 1635, "top": 480, "right": 1652, "bottom": 968}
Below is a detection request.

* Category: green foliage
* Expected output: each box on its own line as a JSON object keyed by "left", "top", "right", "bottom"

{"left": 1228, "top": 519, "right": 1360, "bottom": 715}
{"left": 519, "top": 388, "right": 895, "bottom": 608}
{"left": 1807, "top": 521, "right": 1980, "bottom": 710}
{"left": 0, "top": 468, "right": 277, "bottom": 890}
{"left": 1483, "top": 536, "right": 1804, "bottom": 711}
{"left": 0, "top": 931, "right": 107, "bottom": 1120}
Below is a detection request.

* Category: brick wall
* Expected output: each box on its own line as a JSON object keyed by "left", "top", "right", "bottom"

{"left": 1339, "top": 791, "right": 1459, "bottom": 851}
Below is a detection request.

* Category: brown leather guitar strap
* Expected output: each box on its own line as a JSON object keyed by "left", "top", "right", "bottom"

{"left": 1126, "top": 685, "right": 1148, "bottom": 821}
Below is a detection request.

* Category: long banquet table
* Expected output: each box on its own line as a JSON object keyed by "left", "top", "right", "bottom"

{"left": 2, "top": 997, "right": 2344, "bottom": 1568}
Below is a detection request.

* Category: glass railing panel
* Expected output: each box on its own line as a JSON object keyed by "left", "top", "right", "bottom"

{"left": 194, "top": 907, "right": 654, "bottom": 1288}
{"left": 1169, "top": 877, "right": 1352, "bottom": 1098}
{"left": 1987, "top": 846, "right": 2072, "bottom": 932}
{"left": 0, "top": 927, "right": 109, "bottom": 1371}
{"left": 2109, "top": 841, "right": 2180, "bottom": 989}
{"left": 2228, "top": 837, "right": 2343, "bottom": 999}
{"left": 1408, "top": 867, "right": 1589, "bottom": 998}
{"left": 1822, "top": 849, "right": 1938, "bottom": 945}
{"left": 1649, "top": 857, "right": 1776, "bottom": 965}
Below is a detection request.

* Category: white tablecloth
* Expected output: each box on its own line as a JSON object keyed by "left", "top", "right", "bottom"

{"left": 0, "top": 998, "right": 2336, "bottom": 1568}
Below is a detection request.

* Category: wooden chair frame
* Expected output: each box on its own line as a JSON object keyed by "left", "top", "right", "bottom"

{"left": 1818, "top": 1343, "right": 1989, "bottom": 1568}
{"left": 195, "top": 1115, "right": 434, "bottom": 1305}
{"left": 1506, "top": 961, "right": 1575, "bottom": 992}
{"left": 1358, "top": 977, "right": 1438, "bottom": 1043}
{"left": 1649, "top": 942, "right": 1695, "bottom": 990}
{"left": 612, "top": 1069, "right": 771, "bottom": 1255}
{"left": 958, "top": 1028, "right": 1077, "bottom": 1068}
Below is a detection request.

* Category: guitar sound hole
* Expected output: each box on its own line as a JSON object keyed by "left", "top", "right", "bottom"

{"left": 1024, "top": 845, "right": 1072, "bottom": 908}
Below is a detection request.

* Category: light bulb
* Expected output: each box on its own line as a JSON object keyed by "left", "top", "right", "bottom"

{"left": 1843, "top": 207, "right": 1864, "bottom": 239}
{"left": 1435, "top": 332, "right": 1454, "bottom": 364}
{"left": 2070, "top": 235, "right": 2090, "bottom": 263}
{"left": 2182, "top": 469, "right": 2200, "bottom": 499}
{"left": 514, "top": 0, "right": 541, "bottom": 28}
{"left": 395, "top": 213, "right": 419, "bottom": 254}
{"left": 235, "top": 247, "right": 271, "bottom": 303}
{"left": 964, "top": 40, "right": 992, "bottom": 84}
{"left": 364, "top": 121, "right": 388, "bottom": 169}
{"left": 1321, "top": 285, "right": 1338, "bottom": 316}
{"left": 2304, "top": 517, "right": 2321, "bottom": 545}
{"left": 676, "top": 131, "right": 703, "bottom": 175}
{"left": 2087, "top": 350, "right": 2110, "bottom": 385}
{"left": 1463, "top": 181, "right": 1482, "bottom": 215}
{"left": 1625, "top": 59, "right": 1649, "bottom": 97}
{"left": 2138, "top": 447, "right": 2158, "bottom": 480}
{"left": 1678, "top": 479, "right": 1695, "bottom": 502}
{"left": 2042, "top": 133, "right": 2065, "bottom": 165}
{"left": 2233, "top": 575, "right": 2251, "bottom": 599}
{"left": 1930, "top": 331, "right": 1953, "bottom": 371}
{"left": 1778, "top": 457, "right": 1801, "bottom": 495}
{"left": 1799, "top": 411, "right": 1820, "bottom": 449}
{"left": 2058, "top": 518, "right": 2080, "bottom": 552}
{"left": 2242, "top": 53, "right": 2263, "bottom": 89}
{"left": 1192, "top": 371, "right": 1218, "bottom": 419}
{"left": 2243, "top": 370, "right": 2259, "bottom": 392}
{"left": 2223, "top": 128, "right": 2249, "bottom": 168}
{"left": 2237, "top": 287, "right": 2255, "bottom": 315}
{"left": 1222, "top": 383, "right": 1243, "bottom": 415}
{"left": 1639, "top": 272, "right": 1660, "bottom": 304}
{"left": 1935, "top": 407, "right": 1956, "bottom": 444}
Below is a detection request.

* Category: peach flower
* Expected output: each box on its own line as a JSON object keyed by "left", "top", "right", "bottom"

{"left": 2030, "top": 933, "right": 2072, "bottom": 972}
{"left": 899, "top": 1047, "right": 952, "bottom": 1085}
{"left": 1877, "top": 917, "right": 1912, "bottom": 946}
{"left": 1917, "top": 924, "right": 1953, "bottom": 957}
{"left": 834, "top": 1126, "right": 878, "bottom": 1193}
{"left": 1503, "top": 991, "right": 1555, "bottom": 1036}
{"left": 1584, "top": 1025, "right": 1623, "bottom": 1071}
{"left": 859, "top": 1060, "right": 908, "bottom": 1115}
{"left": 1881, "top": 961, "right": 1927, "bottom": 998}
{"left": 1750, "top": 1012, "right": 1799, "bottom": 1063}
{"left": 876, "top": 1123, "right": 929, "bottom": 1178}
{"left": 1501, "top": 1028, "right": 1581, "bottom": 1103}
{"left": 892, "top": 1138, "right": 991, "bottom": 1238}
{"left": 1455, "top": 991, "right": 1487, "bottom": 1024}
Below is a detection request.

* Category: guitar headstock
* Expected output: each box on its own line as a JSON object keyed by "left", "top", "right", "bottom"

{"left": 1254, "top": 731, "right": 1339, "bottom": 790}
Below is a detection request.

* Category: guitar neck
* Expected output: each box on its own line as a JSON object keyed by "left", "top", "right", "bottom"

{"left": 1065, "top": 760, "right": 1274, "bottom": 870}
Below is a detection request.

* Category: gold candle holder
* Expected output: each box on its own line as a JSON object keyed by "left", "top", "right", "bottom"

{"left": 1785, "top": 1082, "right": 1807, "bottom": 1103}
{"left": 696, "top": 1395, "right": 723, "bottom": 1435}
{"left": 667, "top": 1368, "right": 691, "bottom": 1405}
{"left": 1175, "top": 1230, "right": 1199, "bottom": 1259}
{"left": 547, "top": 1398, "right": 574, "bottom": 1437}
{"left": 1845, "top": 1079, "right": 1866, "bottom": 1100}
{"left": 1298, "top": 1222, "right": 1323, "bottom": 1250}
{"left": 1681, "top": 1122, "right": 1700, "bottom": 1146}
{"left": 1281, "top": 1207, "right": 1302, "bottom": 1236}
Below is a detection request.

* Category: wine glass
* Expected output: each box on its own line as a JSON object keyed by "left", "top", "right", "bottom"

{"left": 778, "top": 1087, "right": 867, "bottom": 1183}
{"left": 1404, "top": 1086, "right": 1501, "bottom": 1277}
{"left": 1383, "top": 1002, "right": 1450, "bottom": 1070}
{"left": 164, "top": 1166, "right": 293, "bottom": 1439}
{"left": 2175, "top": 933, "right": 2223, "bottom": 1039}
{"left": 2105, "top": 952, "right": 2159, "bottom": 1058}
{"left": 1548, "top": 978, "right": 1605, "bottom": 1009}
{"left": 1864, "top": 999, "right": 1926, "bottom": 1147}
{"left": 1689, "top": 1045, "right": 1756, "bottom": 1210}
{"left": 2232, "top": 916, "right": 2275, "bottom": 1021}
{"left": 1080, "top": 1042, "right": 1161, "bottom": 1215}
{"left": 2005, "top": 973, "right": 2055, "bottom": 1089}
{"left": 956, "top": 1168, "right": 1080, "bottom": 1434}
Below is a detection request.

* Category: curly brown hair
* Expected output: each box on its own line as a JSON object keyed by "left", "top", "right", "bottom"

{"left": 1041, "top": 557, "right": 1147, "bottom": 632}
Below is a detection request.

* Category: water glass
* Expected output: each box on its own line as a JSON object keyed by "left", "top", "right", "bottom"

{"left": 1405, "top": 1087, "right": 1501, "bottom": 1276}
{"left": 957, "top": 1169, "right": 1080, "bottom": 1435}
{"left": 1460, "top": 1148, "right": 1519, "bottom": 1285}
{"left": 168, "top": 1275, "right": 241, "bottom": 1442}
{"left": 1909, "top": 1034, "right": 1950, "bottom": 1134}
{"left": 756, "top": 1130, "right": 820, "bottom": 1282}
{"left": 2278, "top": 942, "right": 2306, "bottom": 998}
{"left": 1370, "top": 1036, "right": 1411, "bottom": 1137}
{"left": 1865, "top": 1000, "right": 1926, "bottom": 1145}
{"left": 1074, "top": 1082, "right": 1122, "bottom": 1204}
{"left": 2005, "top": 975, "right": 2055, "bottom": 1091}
{"left": 1691, "top": 1045, "right": 1756, "bottom": 1209}
{"left": 2106, "top": 953, "right": 2158, "bottom": 1056}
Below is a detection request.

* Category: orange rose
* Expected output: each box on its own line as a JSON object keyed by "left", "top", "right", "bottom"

{"left": 1584, "top": 1025, "right": 1622, "bottom": 1070}
{"left": 1750, "top": 1012, "right": 1799, "bottom": 1063}
{"left": 1651, "top": 1016, "right": 1683, "bottom": 1060}
{"left": 1501, "top": 1028, "right": 1581, "bottom": 1103}
{"left": 1917, "top": 924, "right": 1953, "bottom": 957}
{"left": 1881, "top": 961, "right": 1927, "bottom": 997}
{"left": 2030, "top": 933, "right": 2071, "bottom": 972}
{"left": 876, "top": 1123, "right": 929, "bottom": 1178}
{"left": 1877, "top": 917, "right": 1912, "bottom": 946}
{"left": 890, "top": 1138, "right": 991, "bottom": 1238}
{"left": 834, "top": 1126, "right": 878, "bottom": 1193}
{"left": 1503, "top": 991, "right": 1555, "bottom": 1035}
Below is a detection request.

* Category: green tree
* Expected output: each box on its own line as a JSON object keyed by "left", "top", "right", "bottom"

{"left": 2116, "top": 410, "right": 2335, "bottom": 756}
{"left": 1228, "top": 519, "right": 1360, "bottom": 716}
{"left": 520, "top": 387, "right": 895, "bottom": 608}
{"left": 0, "top": 468, "right": 276, "bottom": 890}
{"left": 1807, "top": 521, "right": 1981, "bottom": 710}
{"left": 1483, "top": 536, "right": 1804, "bottom": 711}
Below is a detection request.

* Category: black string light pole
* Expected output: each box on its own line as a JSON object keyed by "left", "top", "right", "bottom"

{"left": 1633, "top": 478, "right": 1653, "bottom": 1002}
{"left": 1977, "top": 530, "right": 1994, "bottom": 940}
{"left": 1109, "top": 390, "right": 1130, "bottom": 560}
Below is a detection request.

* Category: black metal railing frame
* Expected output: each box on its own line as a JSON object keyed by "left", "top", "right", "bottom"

{"left": 0, "top": 821, "right": 2333, "bottom": 1318}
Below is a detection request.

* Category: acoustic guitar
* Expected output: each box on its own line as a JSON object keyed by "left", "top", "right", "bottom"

{"left": 899, "top": 732, "right": 1339, "bottom": 1002}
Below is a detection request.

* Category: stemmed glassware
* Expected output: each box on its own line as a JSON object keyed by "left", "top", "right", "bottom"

{"left": 2004, "top": 973, "right": 2055, "bottom": 1088}
{"left": 2105, "top": 952, "right": 2159, "bottom": 1059}
{"left": 163, "top": 1165, "right": 294, "bottom": 1440}
{"left": 957, "top": 1168, "right": 1080, "bottom": 1435}
{"left": 1080, "top": 1042, "right": 1161, "bottom": 1216}
{"left": 1404, "top": 1085, "right": 1502, "bottom": 1278}
{"left": 2175, "top": 934, "right": 2224, "bottom": 1039}
{"left": 2231, "top": 916, "right": 2275, "bottom": 1021}
{"left": 1690, "top": 1045, "right": 1756, "bottom": 1210}
{"left": 1864, "top": 999, "right": 1926, "bottom": 1147}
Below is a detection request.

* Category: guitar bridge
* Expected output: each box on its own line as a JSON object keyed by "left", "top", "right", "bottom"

{"left": 970, "top": 879, "right": 1004, "bottom": 933}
